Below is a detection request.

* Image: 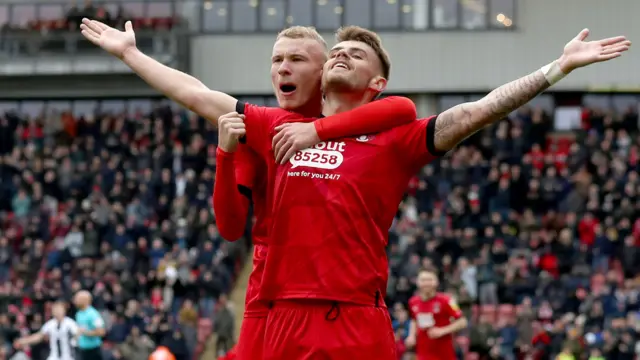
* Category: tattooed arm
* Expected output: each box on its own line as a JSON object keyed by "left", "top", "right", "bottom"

{"left": 431, "top": 29, "right": 631, "bottom": 152}
{"left": 433, "top": 70, "right": 550, "bottom": 152}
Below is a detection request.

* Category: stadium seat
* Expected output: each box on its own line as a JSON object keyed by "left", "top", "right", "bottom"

{"left": 466, "top": 352, "right": 480, "bottom": 360}
{"left": 480, "top": 305, "right": 497, "bottom": 322}
{"left": 498, "top": 304, "right": 515, "bottom": 321}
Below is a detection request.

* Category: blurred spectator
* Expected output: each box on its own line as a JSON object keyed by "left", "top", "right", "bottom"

{"left": 212, "top": 295, "right": 235, "bottom": 357}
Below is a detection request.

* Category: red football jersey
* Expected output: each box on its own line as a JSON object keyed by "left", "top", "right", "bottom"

{"left": 408, "top": 293, "right": 463, "bottom": 360}
{"left": 234, "top": 144, "right": 270, "bottom": 317}
{"left": 241, "top": 101, "right": 441, "bottom": 305}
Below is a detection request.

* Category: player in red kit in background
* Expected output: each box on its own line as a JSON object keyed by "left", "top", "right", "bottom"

{"left": 406, "top": 269, "right": 468, "bottom": 360}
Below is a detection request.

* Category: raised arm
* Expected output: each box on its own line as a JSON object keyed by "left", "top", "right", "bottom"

{"left": 272, "top": 96, "right": 417, "bottom": 163}
{"left": 80, "top": 19, "right": 236, "bottom": 124}
{"left": 433, "top": 29, "right": 630, "bottom": 152}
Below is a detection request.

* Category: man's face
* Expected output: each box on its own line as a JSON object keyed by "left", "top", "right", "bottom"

{"left": 417, "top": 272, "right": 438, "bottom": 293}
{"left": 52, "top": 304, "right": 65, "bottom": 318}
{"left": 270, "top": 37, "right": 325, "bottom": 113}
{"left": 322, "top": 40, "right": 386, "bottom": 94}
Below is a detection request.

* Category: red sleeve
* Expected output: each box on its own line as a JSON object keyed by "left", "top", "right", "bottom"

{"left": 408, "top": 296, "right": 418, "bottom": 320}
{"left": 314, "top": 96, "right": 417, "bottom": 140}
{"left": 234, "top": 144, "right": 259, "bottom": 189}
{"left": 213, "top": 147, "right": 250, "bottom": 241}
{"left": 237, "top": 101, "right": 297, "bottom": 157}
{"left": 391, "top": 116, "right": 447, "bottom": 170}
{"left": 441, "top": 295, "right": 463, "bottom": 320}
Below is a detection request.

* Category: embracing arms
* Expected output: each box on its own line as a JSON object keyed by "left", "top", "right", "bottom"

{"left": 213, "top": 96, "right": 417, "bottom": 240}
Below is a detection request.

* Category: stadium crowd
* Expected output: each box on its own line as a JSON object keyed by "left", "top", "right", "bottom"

{"left": 389, "top": 103, "right": 640, "bottom": 359}
{"left": 0, "top": 97, "right": 639, "bottom": 360}
{"left": 0, "top": 101, "right": 243, "bottom": 360}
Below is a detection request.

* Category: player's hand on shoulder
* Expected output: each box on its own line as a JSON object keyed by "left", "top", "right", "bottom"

{"left": 272, "top": 122, "right": 320, "bottom": 164}
{"left": 80, "top": 18, "right": 137, "bottom": 58}
{"left": 217, "top": 112, "right": 246, "bottom": 153}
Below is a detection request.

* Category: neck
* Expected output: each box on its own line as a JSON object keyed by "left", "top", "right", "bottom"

{"left": 322, "top": 90, "right": 373, "bottom": 116}
{"left": 296, "top": 101, "right": 324, "bottom": 118}
{"left": 419, "top": 291, "right": 435, "bottom": 300}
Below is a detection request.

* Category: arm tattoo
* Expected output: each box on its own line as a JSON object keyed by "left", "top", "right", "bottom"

{"left": 434, "top": 70, "right": 551, "bottom": 151}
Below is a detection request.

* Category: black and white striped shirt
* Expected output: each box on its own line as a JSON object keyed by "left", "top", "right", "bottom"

{"left": 41, "top": 317, "right": 78, "bottom": 360}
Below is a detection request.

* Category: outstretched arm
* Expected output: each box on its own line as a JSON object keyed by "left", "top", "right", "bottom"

{"left": 80, "top": 19, "right": 236, "bottom": 124}
{"left": 272, "top": 96, "right": 417, "bottom": 163}
{"left": 14, "top": 332, "right": 45, "bottom": 348}
{"left": 432, "top": 29, "right": 630, "bottom": 152}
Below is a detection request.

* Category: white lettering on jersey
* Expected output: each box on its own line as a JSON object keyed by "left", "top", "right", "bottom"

{"left": 416, "top": 313, "right": 435, "bottom": 329}
{"left": 289, "top": 141, "right": 346, "bottom": 170}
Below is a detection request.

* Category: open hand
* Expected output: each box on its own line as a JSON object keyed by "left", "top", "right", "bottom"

{"left": 557, "top": 29, "right": 631, "bottom": 73}
{"left": 80, "top": 18, "right": 137, "bottom": 58}
{"left": 272, "top": 122, "right": 320, "bottom": 164}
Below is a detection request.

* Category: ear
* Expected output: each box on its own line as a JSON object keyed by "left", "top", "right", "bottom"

{"left": 368, "top": 76, "right": 387, "bottom": 93}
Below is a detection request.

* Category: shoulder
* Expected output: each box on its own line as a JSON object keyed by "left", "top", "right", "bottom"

{"left": 237, "top": 102, "right": 301, "bottom": 122}
{"left": 379, "top": 116, "right": 437, "bottom": 144}
{"left": 408, "top": 295, "right": 420, "bottom": 305}
{"left": 435, "top": 293, "right": 451, "bottom": 302}
{"left": 438, "top": 293, "right": 460, "bottom": 308}
{"left": 42, "top": 319, "right": 54, "bottom": 330}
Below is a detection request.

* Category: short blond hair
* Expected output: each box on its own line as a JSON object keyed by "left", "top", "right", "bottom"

{"left": 335, "top": 26, "right": 391, "bottom": 80}
{"left": 277, "top": 26, "right": 328, "bottom": 50}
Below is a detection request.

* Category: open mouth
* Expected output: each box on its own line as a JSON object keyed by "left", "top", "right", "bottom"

{"left": 280, "top": 84, "right": 297, "bottom": 94}
{"left": 332, "top": 62, "right": 349, "bottom": 70}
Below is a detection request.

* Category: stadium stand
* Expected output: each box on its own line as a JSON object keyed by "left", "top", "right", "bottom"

{"left": 1, "top": 1, "right": 640, "bottom": 360}
{"left": 0, "top": 99, "right": 249, "bottom": 360}
{"left": 388, "top": 97, "right": 640, "bottom": 359}
{"left": 2, "top": 95, "right": 640, "bottom": 360}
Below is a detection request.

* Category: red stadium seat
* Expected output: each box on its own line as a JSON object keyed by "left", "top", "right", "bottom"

{"left": 466, "top": 352, "right": 480, "bottom": 360}
{"left": 498, "top": 304, "right": 515, "bottom": 322}
{"left": 471, "top": 305, "right": 479, "bottom": 321}
{"left": 197, "top": 318, "right": 213, "bottom": 342}
{"left": 480, "top": 304, "right": 497, "bottom": 321}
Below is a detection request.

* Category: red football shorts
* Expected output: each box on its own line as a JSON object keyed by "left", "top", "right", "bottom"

{"left": 235, "top": 316, "right": 266, "bottom": 360}
{"left": 263, "top": 300, "right": 396, "bottom": 360}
